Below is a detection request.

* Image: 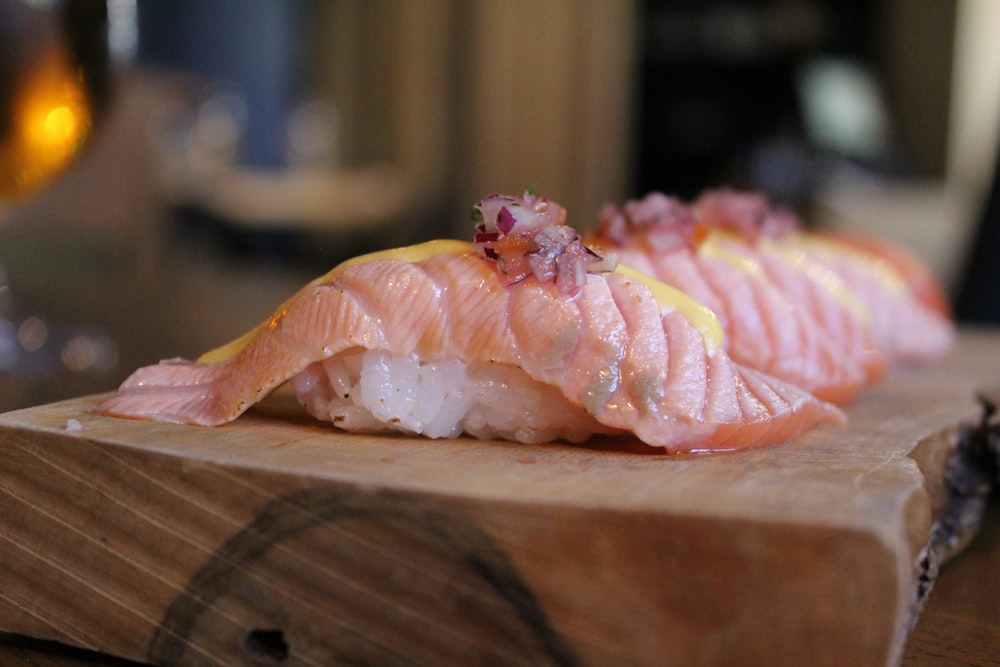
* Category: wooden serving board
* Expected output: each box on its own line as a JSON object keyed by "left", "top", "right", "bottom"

{"left": 1, "top": 330, "right": 998, "bottom": 667}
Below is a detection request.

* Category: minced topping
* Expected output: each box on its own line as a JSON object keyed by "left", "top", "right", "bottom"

{"left": 595, "top": 188, "right": 800, "bottom": 250}
{"left": 472, "top": 191, "right": 617, "bottom": 295}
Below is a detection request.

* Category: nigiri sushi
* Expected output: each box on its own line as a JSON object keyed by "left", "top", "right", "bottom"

{"left": 97, "top": 192, "right": 843, "bottom": 453}
{"left": 588, "top": 191, "right": 882, "bottom": 404}
{"left": 590, "top": 189, "right": 954, "bottom": 398}
{"left": 691, "top": 189, "right": 954, "bottom": 363}
{"left": 689, "top": 189, "right": 895, "bottom": 377}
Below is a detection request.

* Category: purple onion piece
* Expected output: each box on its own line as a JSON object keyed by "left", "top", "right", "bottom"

{"left": 475, "top": 232, "right": 500, "bottom": 244}
{"left": 497, "top": 206, "right": 516, "bottom": 234}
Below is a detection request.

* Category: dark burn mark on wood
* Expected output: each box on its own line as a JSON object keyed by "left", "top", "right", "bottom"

{"left": 240, "top": 628, "right": 288, "bottom": 663}
{"left": 148, "top": 487, "right": 578, "bottom": 666}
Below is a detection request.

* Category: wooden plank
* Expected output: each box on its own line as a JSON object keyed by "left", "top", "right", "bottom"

{"left": 0, "top": 329, "right": 997, "bottom": 666}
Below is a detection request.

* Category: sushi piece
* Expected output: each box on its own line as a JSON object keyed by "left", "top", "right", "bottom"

{"left": 97, "top": 192, "right": 843, "bottom": 453}
{"left": 590, "top": 189, "right": 955, "bottom": 396}
{"left": 690, "top": 188, "right": 954, "bottom": 364}
{"left": 588, "top": 192, "right": 882, "bottom": 404}
{"left": 691, "top": 190, "right": 891, "bottom": 377}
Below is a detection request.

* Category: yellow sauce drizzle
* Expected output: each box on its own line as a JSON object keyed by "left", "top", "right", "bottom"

{"left": 199, "top": 238, "right": 724, "bottom": 363}
{"left": 614, "top": 264, "right": 724, "bottom": 354}
{"left": 699, "top": 229, "right": 872, "bottom": 326}
{"left": 305, "top": 239, "right": 473, "bottom": 286}
{"left": 198, "top": 240, "right": 471, "bottom": 364}
{"left": 697, "top": 229, "right": 766, "bottom": 277}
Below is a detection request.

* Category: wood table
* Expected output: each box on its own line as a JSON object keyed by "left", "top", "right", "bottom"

{"left": 3, "top": 507, "right": 998, "bottom": 666}
{"left": 0, "top": 330, "right": 998, "bottom": 666}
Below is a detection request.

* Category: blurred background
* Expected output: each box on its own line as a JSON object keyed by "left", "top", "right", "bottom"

{"left": 1, "top": 0, "right": 998, "bottom": 411}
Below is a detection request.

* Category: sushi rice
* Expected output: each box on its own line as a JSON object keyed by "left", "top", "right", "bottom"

{"left": 291, "top": 348, "right": 618, "bottom": 443}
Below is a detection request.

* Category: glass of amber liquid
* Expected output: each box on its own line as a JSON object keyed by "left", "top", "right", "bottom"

{"left": 0, "top": 0, "right": 109, "bottom": 204}
{"left": 0, "top": 0, "right": 112, "bottom": 409}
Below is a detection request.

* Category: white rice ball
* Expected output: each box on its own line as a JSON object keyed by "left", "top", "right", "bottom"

{"left": 289, "top": 348, "right": 618, "bottom": 443}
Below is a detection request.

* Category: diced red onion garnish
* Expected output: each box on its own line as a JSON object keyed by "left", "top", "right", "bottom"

{"left": 693, "top": 188, "right": 802, "bottom": 240}
{"left": 472, "top": 190, "right": 616, "bottom": 296}
{"left": 526, "top": 251, "right": 557, "bottom": 283}
{"left": 596, "top": 193, "right": 695, "bottom": 249}
{"left": 586, "top": 250, "right": 618, "bottom": 273}
{"left": 497, "top": 206, "right": 516, "bottom": 234}
{"left": 760, "top": 206, "right": 800, "bottom": 238}
{"left": 497, "top": 253, "right": 533, "bottom": 285}
{"left": 535, "top": 222, "right": 579, "bottom": 247}
{"left": 594, "top": 188, "right": 802, "bottom": 248}
{"left": 555, "top": 251, "right": 588, "bottom": 295}
{"left": 623, "top": 192, "right": 692, "bottom": 229}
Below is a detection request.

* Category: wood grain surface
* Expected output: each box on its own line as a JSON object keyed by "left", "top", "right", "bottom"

{"left": 0, "top": 330, "right": 998, "bottom": 667}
